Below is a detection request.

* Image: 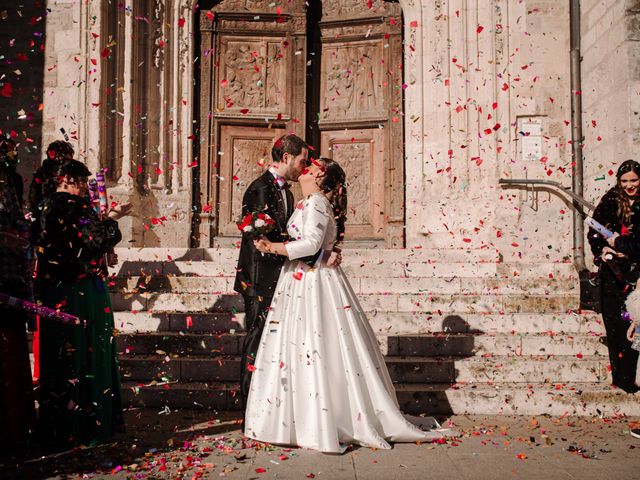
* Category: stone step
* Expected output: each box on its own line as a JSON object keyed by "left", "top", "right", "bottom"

{"left": 117, "top": 332, "right": 243, "bottom": 355}
{"left": 110, "top": 248, "right": 577, "bottom": 279}
{"left": 394, "top": 382, "right": 640, "bottom": 416}
{"left": 384, "top": 333, "right": 606, "bottom": 357}
{"left": 115, "top": 331, "right": 606, "bottom": 357}
{"left": 112, "top": 259, "right": 578, "bottom": 280}
{"left": 114, "top": 311, "right": 603, "bottom": 336}
{"left": 111, "top": 275, "right": 578, "bottom": 295}
{"left": 110, "top": 292, "right": 580, "bottom": 314}
{"left": 115, "top": 312, "right": 242, "bottom": 333}
{"left": 118, "top": 354, "right": 610, "bottom": 384}
{"left": 112, "top": 247, "right": 500, "bottom": 265}
{"left": 120, "top": 381, "right": 640, "bottom": 416}
{"left": 121, "top": 380, "right": 240, "bottom": 411}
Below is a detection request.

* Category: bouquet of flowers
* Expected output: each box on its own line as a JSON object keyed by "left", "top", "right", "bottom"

{"left": 237, "top": 211, "right": 276, "bottom": 238}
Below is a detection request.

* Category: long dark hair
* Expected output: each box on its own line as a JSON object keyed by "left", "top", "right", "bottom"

{"left": 318, "top": 157, "right": 347, "bottom": 244}
{"left": 29, "top": 141, "right": 76, "bottom": 211}
{"left": 614, "top": 159, "right": 640, "bottom": 224}
{"left": 53, "top": 158, "right": 91, "bottom": 190}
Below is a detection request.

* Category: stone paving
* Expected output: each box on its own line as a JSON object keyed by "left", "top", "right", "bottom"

{"left": 2, "top": 410, "right": 639, "bottom": 479}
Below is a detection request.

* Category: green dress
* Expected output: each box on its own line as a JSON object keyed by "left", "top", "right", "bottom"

{"left": 36, "top": 192, "right": 123, "bottom": 445}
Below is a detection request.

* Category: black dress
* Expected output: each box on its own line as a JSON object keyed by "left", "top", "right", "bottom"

{"left": 0, "top": 165, "right": 36, "bottom": 450}
{"left": 587, "top": 188, "right": 639, "bottom": 393}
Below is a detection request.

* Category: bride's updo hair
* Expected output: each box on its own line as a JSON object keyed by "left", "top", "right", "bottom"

{"left": 318, "top": 157, "right": 347, "bottom": 243}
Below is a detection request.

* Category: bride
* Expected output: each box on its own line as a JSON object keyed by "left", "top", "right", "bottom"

{"left": 244, "top": 157, "right": 447, "bottom": 453}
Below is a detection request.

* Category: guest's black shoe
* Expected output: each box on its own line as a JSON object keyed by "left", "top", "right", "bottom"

{"left": 631, "top": 429, "right": 640, "bottom": 439}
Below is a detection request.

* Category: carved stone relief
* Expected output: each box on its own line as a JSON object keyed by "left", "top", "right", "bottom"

{"left": 152, "top": 0, "right": 164, "bottom": 69}
{"left": 322, "top": 0, "right": 395, "bottom": 18}
{"left": 214, "top": 0, "right": 305, "bottom": 14}
{"left": 321, "top": 42, "right": 385, "bottom": 121}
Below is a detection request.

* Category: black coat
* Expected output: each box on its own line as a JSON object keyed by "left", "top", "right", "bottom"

{"left": 234, "top": 171, "right": 294, "bottom": 298}
{"left": 35, "top": 192, "right": 121, "bottom": 283}
{"left": 588, "top": 188, "right": 640, "bottom": 260}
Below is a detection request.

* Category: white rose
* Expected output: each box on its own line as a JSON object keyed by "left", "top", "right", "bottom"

{"left": 254, "top": 219, "right": 266, "bottom": 228}
{"left": 242, "top": 225, "right": 254, "bottom": 232}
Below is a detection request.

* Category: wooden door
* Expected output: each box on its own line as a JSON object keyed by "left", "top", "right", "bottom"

{"left": 196, "top": 0, "right": 403, "bottom": 247}
{"left": 197, "top": 1, "right": 306, "bottom": 246}
{"left": 318, "top": 0, "right": 404, "bottom": 246}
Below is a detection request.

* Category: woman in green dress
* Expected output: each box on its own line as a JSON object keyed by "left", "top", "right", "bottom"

{"left": 35, "top": 159, "right": 131, "bottom": 446}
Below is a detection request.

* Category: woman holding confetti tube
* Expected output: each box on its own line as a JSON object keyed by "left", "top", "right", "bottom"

{"left": 588, "top": 159, "right": 640, "bottom": 393}
{"left": 35, "top": 159, "right": 132, "bottom": 446}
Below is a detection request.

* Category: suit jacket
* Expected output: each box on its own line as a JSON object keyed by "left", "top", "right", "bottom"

{"left": 233, "top": 171, "right": 295, "bottom": 298}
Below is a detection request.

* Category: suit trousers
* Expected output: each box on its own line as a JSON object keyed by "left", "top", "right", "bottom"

{"left": 240, "top": 294, "right": 273, "bottom": 408}
{"left": 600, "top": 268, "right": 639, "bottom": 393}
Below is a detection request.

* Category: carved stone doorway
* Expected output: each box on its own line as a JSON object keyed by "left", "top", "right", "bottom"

{"left": 195, "top": 0, "right": 404, "bottom": 247}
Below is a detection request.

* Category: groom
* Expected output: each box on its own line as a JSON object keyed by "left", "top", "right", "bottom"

{"left": 235, "top": 134, "right": 312, "bottom": 407}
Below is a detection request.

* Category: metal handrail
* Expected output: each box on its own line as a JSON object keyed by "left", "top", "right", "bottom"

{"left": 498, "top": 178, "right": 595, "bottom": 212}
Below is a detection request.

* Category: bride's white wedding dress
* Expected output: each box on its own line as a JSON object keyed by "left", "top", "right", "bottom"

{"left": 244, "top": 192, "right": 446, "bottom": 453}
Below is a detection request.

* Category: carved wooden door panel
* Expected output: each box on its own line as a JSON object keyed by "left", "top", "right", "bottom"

{"left": 318, "top": 0, "right": 404, "bottom": 246}
{"left": 197, "top": 0, "right": 403, "bottom": 247}
{"left": 218, "top": 125, "right": 284, "bottom": 236}
{"left": 198, "top": 1, "right": 306, "bottom": 245}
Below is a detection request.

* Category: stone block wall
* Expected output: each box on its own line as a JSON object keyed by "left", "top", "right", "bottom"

{"left": 581, "top": 0, "right": 640, "bottom": 267}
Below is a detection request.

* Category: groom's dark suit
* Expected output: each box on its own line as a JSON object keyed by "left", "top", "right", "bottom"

{"left": 235, "top": 170, "right": 301, "bottom": 405}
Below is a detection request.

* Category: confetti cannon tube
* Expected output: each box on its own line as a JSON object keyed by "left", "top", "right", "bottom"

{"left": 88, "top": 178, "right": 100, "bottom": 215}
{"left": 96, "top": 169, "right": 109, "bottom": 215}
{"left": 0, "top": 292, "right": 82, "bottom": 325}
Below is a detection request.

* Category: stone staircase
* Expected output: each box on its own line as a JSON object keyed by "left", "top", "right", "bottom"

{"left": 110, "top": 247, "right": 640, "bottom": 416}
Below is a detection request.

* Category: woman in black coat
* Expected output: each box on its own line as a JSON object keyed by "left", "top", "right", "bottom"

{"left": 588, "top": 159, "right": 640, "bottom": 393}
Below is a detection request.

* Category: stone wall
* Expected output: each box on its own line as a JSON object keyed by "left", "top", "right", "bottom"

{"left": 0, "top": 0, "right": 46, "bottom": 193}
{"left": 407, "top": 0, "right": 574, "bottom": 264}
{"left": 38, "top": 0, "right": 638, "bottom": 259}
{"left": 581, "top": 0, "right": 640, "bottom": 267}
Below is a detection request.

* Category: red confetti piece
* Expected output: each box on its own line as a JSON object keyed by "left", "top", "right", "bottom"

{"left": 476, "top": 25, "right": 484, "bottom": 33}
{"left": 178, "top": 18, "right": 186, "bottom": 27}
{"left": 0, "top": 83, "right": 13, "bottom": 98}
{"left": 101, "top": 47, "right": 111, "bottom": 58}
{"left": 240, "top": 108, "right": 249, "bottom": 114}
{"left": 293, "top": 271, "right": 303, "bottom": 281}
{"left": 255, "top": 468, "right": 266, "bottom": 473}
